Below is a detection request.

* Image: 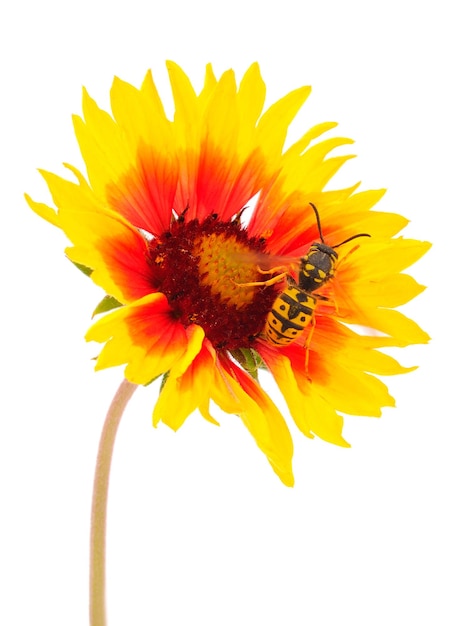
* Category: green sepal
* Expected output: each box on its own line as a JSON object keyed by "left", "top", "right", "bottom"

{"left": 71, "top": 260, "right": 93, "bottom": 277}
{"left": 143, "top": 371, "right": 169, "bottom": 388}
{"left": 92, "top": 295, "right": 123, "bottom": 318}
{"left": 230, "top": 348, "right": 267, "bottom": 380}
{"left": 159, "top": 371, "right": 170, "bottom": 391}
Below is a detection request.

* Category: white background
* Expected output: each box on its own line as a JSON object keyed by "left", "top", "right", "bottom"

{"left": 1, "top": 1, "right": 463, "bottom": 624}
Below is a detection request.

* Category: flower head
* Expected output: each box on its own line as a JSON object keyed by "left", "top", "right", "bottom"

{"left": 26, "top": 62, "right": 430, "bottom": 486}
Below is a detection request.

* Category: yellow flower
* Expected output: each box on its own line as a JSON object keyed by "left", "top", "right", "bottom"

{"left": 26, "top": 62, "right": 430, "bottom": 486}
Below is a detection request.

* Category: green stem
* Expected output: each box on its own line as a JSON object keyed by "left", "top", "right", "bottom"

{"left": 89, "top": 379, "right": 138, "bottom": 626}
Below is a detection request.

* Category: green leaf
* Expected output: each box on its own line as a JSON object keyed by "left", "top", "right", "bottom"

{"left": 92, "top": 295, "right": 123, "bottom": 317}
{"left": 71, "top": 260, "right": 93, "bottom": 277}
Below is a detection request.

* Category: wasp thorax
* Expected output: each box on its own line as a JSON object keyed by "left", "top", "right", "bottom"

{"left": 146, "top": 214, "right": 277, "bottom": 350}
{"left": 298, "top": 242, "right": 338, "bottom": 292}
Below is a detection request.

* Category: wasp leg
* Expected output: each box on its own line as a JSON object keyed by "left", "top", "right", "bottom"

{"left": 235, "top": 271, "right": 288, "bottom": 288}
{"left": 314, "top": 293, "right": 339, "bottom": 316}
{"left": 256, "top": 264, "right": 290, "bottom": 276}
{"left": 304, "top": 318, "right": 316, "bottom": 375}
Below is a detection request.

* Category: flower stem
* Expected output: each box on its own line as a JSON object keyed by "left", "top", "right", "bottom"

{"left": 90, "top": 379, "right": 138, "bottom": 626}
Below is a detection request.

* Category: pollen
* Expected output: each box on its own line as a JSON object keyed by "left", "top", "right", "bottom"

{"left": 146, "top": 214, "right": 278, "bottom": 350}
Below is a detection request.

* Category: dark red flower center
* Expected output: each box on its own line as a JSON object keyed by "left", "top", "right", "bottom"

{"left": 146, "top": 213, "right": 278, "bottom": 350}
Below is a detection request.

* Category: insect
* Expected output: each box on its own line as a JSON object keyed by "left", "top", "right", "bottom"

{"left": 243, "top": 203, "right": 370, "bottom": 364}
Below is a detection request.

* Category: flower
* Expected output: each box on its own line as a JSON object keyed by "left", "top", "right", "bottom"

{"left": 26, "top": 62, "right": 430, "bottom": 486}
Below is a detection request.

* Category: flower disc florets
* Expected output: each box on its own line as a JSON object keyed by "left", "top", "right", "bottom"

{"left": 147, "top": 213, "right": 277, "bottom": 350}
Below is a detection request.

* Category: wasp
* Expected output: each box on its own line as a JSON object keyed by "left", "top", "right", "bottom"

{"left": 243, "top": 203, "right": 370, "bottom": 364}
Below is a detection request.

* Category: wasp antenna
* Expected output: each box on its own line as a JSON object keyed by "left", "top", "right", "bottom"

{"left": 333, "top": 233, "right": 371, "bottom": 249}
{"left": 309, "top": 202, "right": 325, "bottom": 243}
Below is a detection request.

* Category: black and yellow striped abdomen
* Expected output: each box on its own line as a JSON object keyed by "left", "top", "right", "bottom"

{"left": 264, "top": 281, "right": 317, "bottom": 346}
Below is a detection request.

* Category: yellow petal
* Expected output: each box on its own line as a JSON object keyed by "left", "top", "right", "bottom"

{"left": 86, "top": 293, "right": 195, "bottom": 385}
{"left": 256, "top": 85, "right": 311, "bottom": 160}
{"left": 152, "top": 333, "right": 213, "bottom": 430}
{"left": 261, "top": 348, "right": 349, "bottom": 447}
{"left": 213, "top": 359, "right": 294, "bottom": 486}
{"left": 24, "top": 194, "right": 59, "bottom": 227}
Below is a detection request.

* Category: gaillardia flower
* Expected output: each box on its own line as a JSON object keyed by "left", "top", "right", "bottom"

{"left": 26, "top": 62, "right": 430, "bottom": 486}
